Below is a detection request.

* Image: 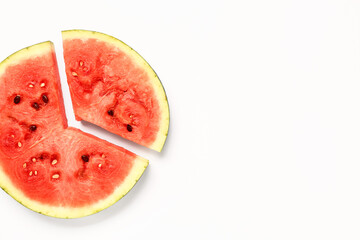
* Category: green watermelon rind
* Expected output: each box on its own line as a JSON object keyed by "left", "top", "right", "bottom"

{"left": 0, "top": 155, "right": 148, "bottom": 218}
{"left": 0, "top": 41, "right": 54, "bottom": 78}
{"left": 0, "top": 42, "right": 150, "bottom": 218}
{"left": 62, "top": 29, "right": 170, "bottom": 152}
{"left": 0, "top": 41, "right": 68, "bottom": 129}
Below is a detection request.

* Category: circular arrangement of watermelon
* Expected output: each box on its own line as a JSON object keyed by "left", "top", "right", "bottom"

{"left": 0, "top": 31, "right": 169, "bottom": 218}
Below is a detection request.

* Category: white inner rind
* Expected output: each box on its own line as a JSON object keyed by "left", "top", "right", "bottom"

{"left": 0, "top": 41, "right": 54, "bottom": 78}
{"left": 62, "top": 30, "right": 170, "bottom": 152}
{"left": 0, "top": 156, "right": 148, "bottom": 218}
{"left": 0, "top": 41, "right": 150, "bottom": 218}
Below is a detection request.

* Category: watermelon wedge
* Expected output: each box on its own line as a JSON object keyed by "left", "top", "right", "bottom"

{"left": 0, "top": 42, "right": 148, "bottom": 218}
{"left": 62, "top": 30, "right": 170, "bottom": 152}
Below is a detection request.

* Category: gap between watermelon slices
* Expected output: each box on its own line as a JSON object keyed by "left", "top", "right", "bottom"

{"left": 0, "top": 40, "right": 150, "bottom": 218}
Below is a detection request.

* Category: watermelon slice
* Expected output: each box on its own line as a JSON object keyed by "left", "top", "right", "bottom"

{"left": 0, "top": 42, "right": 67, "bottom": 158}
{"left": 0, "top": 42, "right": 148, "bottom": 218}
{"left": 62, "top": 30, "right": 170, "bottom": 152}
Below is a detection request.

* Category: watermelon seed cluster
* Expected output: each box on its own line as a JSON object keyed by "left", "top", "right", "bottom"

{"left": 30, "top": 93, "right": 49, "bottom": 111}
{"left": 79, "top": 153, "right": 106, "bottom": 168}
{"left": 28, "top": 82, "right": 45, "bottom": 88}
{"left": 29, "top": 170, "right": 38, "bottom": 176}
{"left": 21, "top": 153, "right": 62, "bottom": 181}
{"left": 106, "top": 109, "right": 133, "bottom": 132}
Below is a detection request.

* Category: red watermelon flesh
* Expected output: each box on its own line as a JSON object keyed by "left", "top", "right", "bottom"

{"left": 62, "top": 30, "right": 170, "bottom": 152}
{"left": 0, "top": 128, "right": 140, "bottom": 207}
{"left": 0, "top": 41, "right": 148, "bottom": 218}
{"left": 0, "top": 42, "right": 67, "bottom": 158}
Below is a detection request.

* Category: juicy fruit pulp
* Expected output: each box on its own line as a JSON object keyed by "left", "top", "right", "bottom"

{"left": 0, "top": 42, "right": 148, "bottom": 218}
{"left": 62, "top": 30, "right": 170, "bottom": 152}
{"left": 0, "top": 42, "right": 67, "bottom": 158}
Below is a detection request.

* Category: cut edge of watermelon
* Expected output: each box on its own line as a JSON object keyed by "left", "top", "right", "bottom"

{"left": 62, "top": 29, "right": 170, "bottom": 152}
{"left": 0, "top": 41, "right": 54, "bottom": 77}
{"left": 0, "top": 39, "right": 153, "bottom": 218}
{"left": 0, "top": 41, "right": 68, "bottom": 131}
{"left": 0, "top": 156, "right": 148, "bottom": 218}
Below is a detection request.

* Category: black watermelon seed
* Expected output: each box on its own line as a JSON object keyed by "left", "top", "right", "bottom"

{"left": 107, "top": 110, "right": 114, "bottom": 116}
{"left": 14, "top": 95, "right": 21, "bottom": 104}
{"left": 32, "top": 102, "right": 39, "bottom": 110}
{"left": 29, "top": 125, "right": 37, "bottom": 132}
{"left": 81, "top": 155, "right": 89, "bottom": 162}
{"left": 41, "top": 94, "right": 49, "bottom": 103}
{"left": 126, "top": 124, "right": 133, "bottom": 132}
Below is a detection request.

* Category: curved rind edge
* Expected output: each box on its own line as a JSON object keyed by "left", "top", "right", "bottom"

{"left": 0, "top": 156, "right": 148, "bottom": 218}
{"left": 61, "top": 29, "right": 170, "bottom": 152}
{"left": 0, "top": 41, "right": 54, "bottom": 78}
{"left": 0, "top": 39, "right": 151, "bottom": 218}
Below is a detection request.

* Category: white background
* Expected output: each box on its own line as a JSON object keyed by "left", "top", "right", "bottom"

{"left": 0, "top": 0, "right": 360, "bottom": 239}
